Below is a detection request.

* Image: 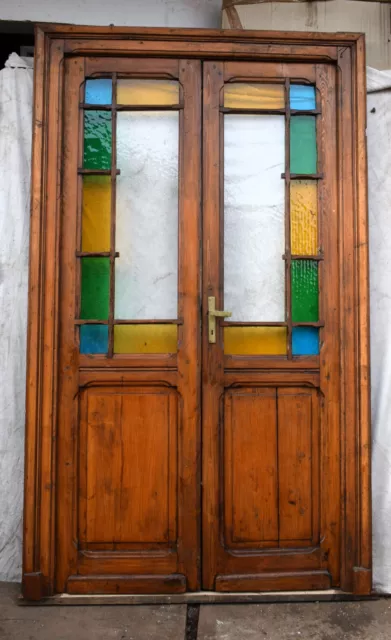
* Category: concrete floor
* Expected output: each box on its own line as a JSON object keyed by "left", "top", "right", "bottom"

{"left": 1, "top": 583, "right": 391, "bottom": 639}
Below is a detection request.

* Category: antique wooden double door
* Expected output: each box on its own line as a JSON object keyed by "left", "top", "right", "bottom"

{"left": 23, "top": 27, "right": 371, "bottom": 599}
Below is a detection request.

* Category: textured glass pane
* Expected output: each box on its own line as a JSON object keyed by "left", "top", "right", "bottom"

{"left": 224, "top": 114, "right": 285, "bottom": 322}
{"left": 117, "top": 79, "right": 179, "bottom": 106}
{"left": 292, "top": 327, "right": 319, "bottom": 356}
{"left": 85, "top": 79, "right": 112, "bottom": 105}
{"left": 82, "top": 176, "right": 111, "bottom": 252}
{"left": 290, "top": 116, "right": 317, "bottom": 174}
{"left": 291, "top": 260, "right": 318, "bottom": 322}
{"left": 290, "top": 85, "right": 316, "bottom": 111}
{"left": 80, "top": 324, "right": 108, "bottom": 354}
{"left": 83, "top": 111, "right": 112, "bottom": 170}
{"left": 224, "top": 83, "right": 284, "bottom": 110}
{"left": 290, "top": 181, "right": 317, "bottom": 255}
{"left": 224, "top": 327, "right": 287, "bottom": 355}
{"left": 114, "top": 325, "right": 177, "bottom": 354}
{"left": 115, "top": 112, "right": 178, "bottom": 319}
{"left": 80, "top": 258, "right": 110, "bottom": 320}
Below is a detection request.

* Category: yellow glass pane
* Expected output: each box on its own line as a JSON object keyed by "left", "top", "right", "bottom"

{"left": 224, "top": 327, "right": 287, "bottom": 355}
{"left": 117, "top": 79, "right": 179, "bottom": 106}
{"left": 114, "top": 324, "right": 177, "bottom": 354}
{"left": 82, "top": 176, "right": 111, "bottom": 252}
{"left": 290, "top": 181, "right": 318, "bottom": 255}
{"left": 224, "top": 83, "right": 285, "bottom": 110}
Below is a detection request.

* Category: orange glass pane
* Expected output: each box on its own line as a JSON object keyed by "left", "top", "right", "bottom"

{"left": 82, "top": 176, "right": 111, "bottom": 252}
{"left": 290, "top": 181, "right": 318, "bottom": 255}
{"left": 224, "top": 83, "right": 285, "bottom": 110}
{"left": 117, "top": 79, "right": 179, "bottom": 106}
{"left": 114, "top": 325, "right": 177, "bottom": 354}
{"left": 224, "top": 327, "right": 287, "bottom": 355}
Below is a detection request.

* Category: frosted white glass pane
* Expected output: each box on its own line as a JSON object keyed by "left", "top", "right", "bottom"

{"left": 224, "top": 115, "right": 285, "bottom": 322}
{"left": 115, "top": 112, "right": 178, "bottom": 319}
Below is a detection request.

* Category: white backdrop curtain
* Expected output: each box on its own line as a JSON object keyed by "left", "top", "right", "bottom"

{"left": 367, "top": 66, "right": 391, "bottom": 594}
{"left": 0, "top": 53, "right": 33, "bottom": 581}
{"left": 0, "top": 54, "right": 391, "bottom": 590}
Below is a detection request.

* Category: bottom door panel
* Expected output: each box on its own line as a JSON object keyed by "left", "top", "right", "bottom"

{"left": 210, "top": 385, "right": 328, "bottom": 592}
{"left": 66, "top": 385, "right": 184, "bottom": 594}
{"left": 79, "top": 387, "right": 178, "bottom": 548}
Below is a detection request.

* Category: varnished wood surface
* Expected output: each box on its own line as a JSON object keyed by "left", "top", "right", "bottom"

{"left": 23, "top": 25, "right": 371, "bottom": 599}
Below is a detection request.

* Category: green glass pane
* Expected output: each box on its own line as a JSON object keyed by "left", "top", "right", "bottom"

{"left": 291, "top": 260, "right": 318, "bottom": 322}
{"left": 83, "top": 111, "right": 112, "bottom": 170}
{"left": 80, "top": 258, "right": 110, "bottom": 320}
{"left": 290, "top": 116, "right": 317, "bottom": 174}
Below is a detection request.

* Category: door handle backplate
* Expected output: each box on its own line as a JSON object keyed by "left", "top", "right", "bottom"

{"left": 208, "top": 296, "right": 232, "bottom": 344}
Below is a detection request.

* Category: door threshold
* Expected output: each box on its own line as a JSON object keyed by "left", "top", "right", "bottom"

{"left": 19, "top": 589, "right": 375, "bottom": 606}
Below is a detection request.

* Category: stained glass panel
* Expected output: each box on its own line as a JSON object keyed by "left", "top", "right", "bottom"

{"left": 114, "top": 325, "right": 177, "bottom": 354}
{"left": 292, "top": 327, "right": 319, "bottom": 356}
{"left": 117, "top": 79, "right": 179, "bottom": 105}
{"left": 82, "top": 176, "right": 111, "bottom": 252}
{"left": 290, "top": 181, "right": 318, "bottom": 255}
{"left": 291, "top": 260, "right": 318, "bottom": 323}
{"left": 290, "top": 116, "right": 317, "bottom": 174}
{"left": 290, "top": 85, "right": 316, "bottom": 111}
{"left": 80, "top": 258, "right": 110, "bottom": 320}
{"left": 224, "top": 83, "right": 285, "bottom": 110}
{"left": 80, "top": 324, "right": 108, "bottom": 354}
{"left": 83, "top": 111, "right": 112, "bottom": 170}
{"left": 85, "top": 79, "right": 112, "bottom": 105}
{"left": 224, "top": 327, "right": 287, "bottom": 355}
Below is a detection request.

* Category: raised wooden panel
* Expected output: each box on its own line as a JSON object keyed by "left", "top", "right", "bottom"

{"left": 224, "top": 388, "right": 279, "bottom": 545}
{"left": 223, "top": 386, "right": 319, "bottom": 550}
{"left": 79, "top": 386, "right": 178, "bottom": 547}
{"left": 278, "top": 388, "right": 319, "bottom": 543}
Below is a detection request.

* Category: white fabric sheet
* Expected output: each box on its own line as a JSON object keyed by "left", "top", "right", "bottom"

{"left": 0, "top": 54, "right": 33, "bottom": 581}
{"left": 367, "top": 67, "right": 391, "bottom": 594}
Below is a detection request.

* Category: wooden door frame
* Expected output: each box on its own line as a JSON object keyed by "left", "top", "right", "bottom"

{"left": 23, "top": 24, "right": 371, "bottom": 600}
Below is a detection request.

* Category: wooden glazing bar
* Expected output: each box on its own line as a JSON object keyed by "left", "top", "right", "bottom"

{"left": 291, "top": 109, "right": 321, "bottom": 116}
{"left": 75, "top": 72, "right": 85, "bottom": 324}
{"left": 114, "top": 319, "right": 183, "bottom": 325}
{"left": 108, "top": 73, "right": 117, "bottom": 358}
{"left": 75, "top": 319, "right": 107, "bottom": 325}
{"left": 293, "top": 321, "right": 324, "bottom": 327}
{"left": 220, "top": 108, "right": 321, "bottom": 116}
{"left": 315, "top": 71, "right": 323, "bottom": 358}
{"left": 282, "top": 173, "right": 323, "bottom": 180}
{"left": 221, "top": 320, "right": 324, "bottom": 327}
{"left": 284, "top": 78, "right": 292, "bottom": 359}
{"left": 222, "top": 321, "right": 288, "bottom": 327}
{"left": 283, "top": 254, "right": 323, "bottom": 262}
{"left": 221, "top": 107, "right": 286, "bottom": 115}
{"left": 75, "top": 318, "right": 182, "bottom": 325}
{"left": 81, "top": 103, "right": 183, "bottom": 111}
{"left": 78, "top": 168, "right": 121, "bottom": 176}
{"left": 76, "top": 251, "right": 120, "bottom": 258}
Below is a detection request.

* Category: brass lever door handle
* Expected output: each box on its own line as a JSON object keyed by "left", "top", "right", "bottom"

{"left": 208, "top": 296, "right": 232, "bottom": 343}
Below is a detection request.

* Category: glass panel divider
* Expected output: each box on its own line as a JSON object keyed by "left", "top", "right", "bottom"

{"left": 108, "top": 73, "right": 117, "bottom": 358}
{"left": 284, "top": 78, "right": 292, "bottom": 359}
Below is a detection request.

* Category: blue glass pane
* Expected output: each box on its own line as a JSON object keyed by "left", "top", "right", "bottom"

{"left": 290, "top": 85, "right": 316, "bottom": 111}
{"left": 292, "top": 327, "right": 319, "bottom": 356}
{"left": 80, "top": 324, "right": 108, "bottom": 354}
{"left": 85, "top": 79, "right": 112, "bottom": 105}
